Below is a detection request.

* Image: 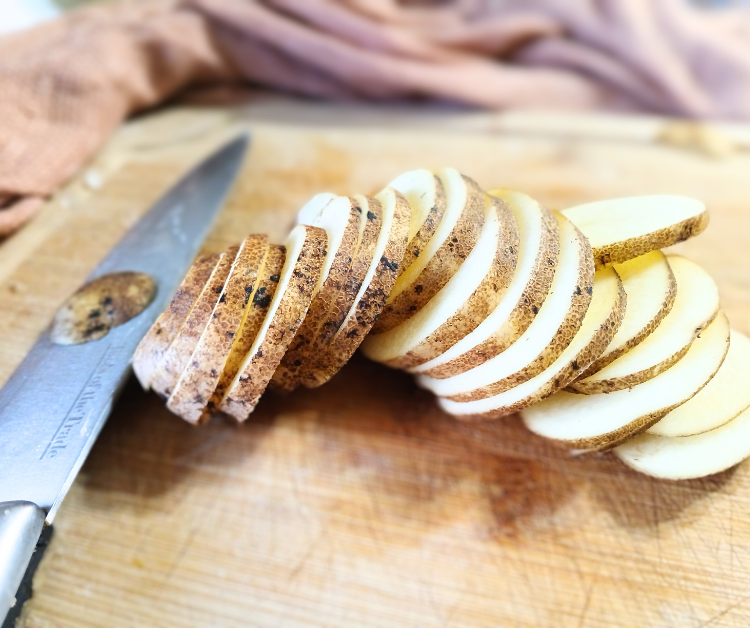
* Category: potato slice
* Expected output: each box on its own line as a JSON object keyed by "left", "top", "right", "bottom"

{"left": 361, "top": 187, "right": 519, "bottom": 369}
{"left": 562, "top": 195, "right": 708, "bottom": 268}
{"left": 648, "top": 329, "right": 750, "bottom": 437}
{"left": 416, "top": 212, "right": 593, "bottom": 400}
{"left": 522, "top": 312, "right": 730, "bottom": 451}
{"left": 575, "top": 251, "right": 676, "bottom": 380}
{"left": 149, "top": 247, "right": 238, "bottom": 401}
{"left": 134, "top": 253, "right": 220, "bottom": 390}
{"left": 615, "top": 404, "right": 750, "bottom": 480}
{"left": 569, "top": 255, "right": 719, "bottom": 394}
{"left": 371, "top": 169, "right": 482, "bottom": 334}
{"left": 438, "top": 266, "right": 624, "bottom": 419}
{"left": 220, "top": 225, "right": 327, "bottom": 421}
{"left": 166, "top": 236, "right": 268, "bottom": 423}
{"left": 304, "top": 187, "right": 411, "bottom": 387}
{"left": 412, "top": 189, "right": 559, "bottom": 379}
{"left": 211, "top": 245, "right": 285, "bottom": 407}
{"left": 273, "top": 195, "right": 360, "bottom": 391}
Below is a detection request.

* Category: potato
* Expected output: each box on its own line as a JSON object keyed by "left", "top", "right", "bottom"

{"left": 574, "top": 250, "right": 676, "bottom": 381}
{"left": 371, "top": 169, "right": 481, "bottom": 333}
{"left": 273, "top": 195, "right": 360, "bottom": 391}
{"left": 417, "top": 212, "right": 593, "bottom": 401}
{"left": 562, "top": 195, "right": 708, "bottom": 268}
{"left": 220, "top": 225, "right": 327, "bottom": 421}
{"left": 166, "top": 235, "right": 268, "bottom": 424}
{"left": 133, "top": 253, "right": 219, "bottom": 390}
{"left": 362, "top": 182, "right": 520, "bottom": 369}
{"left": 648, "top": 329, "right": 750, "bottom": 437}
{"left": 522, "top": 312, "right": 730, "bottom": 451}
{"left": 412, "top": 189, "right": 559, "bottom": 379}
{"left": 568, "top": 255, "right": 719, "bottom": 394}
{"left": 149, "top": 248, "right": 237, "bottom": 401}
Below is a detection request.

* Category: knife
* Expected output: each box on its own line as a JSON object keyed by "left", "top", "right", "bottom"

{"left": 0, "top": 134, "right": 249, "bottom": 621}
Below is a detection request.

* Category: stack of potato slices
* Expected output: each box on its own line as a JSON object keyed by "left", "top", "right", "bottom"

{"left": 134, "top": 168, "right": 750, "bottom": 480}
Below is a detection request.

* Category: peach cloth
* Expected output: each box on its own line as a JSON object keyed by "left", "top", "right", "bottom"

{"left": 2, "top": 0, "right": 750, "bottom": 235}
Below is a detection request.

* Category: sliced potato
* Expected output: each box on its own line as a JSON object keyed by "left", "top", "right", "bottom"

{"left": 149, "top": 247, "right": 238, "bottom": 401}
{"left": 417, "top": 212, "right": 593, "bottom": 400}
{"left": 648, "top": 329, "right": 750, "bottom": 437}
{"left": 273, "top": 195, "right": 360, "bottom": 391}
{"left": 522, "top": 312, "right": 730, "bottom": 451}
{"left": 220, "top": 226, "right": 327, "bottom": 421}
{"left": 134, "top": 253, "right": 219, "bottom": 390}
{"left": 575, "top": 251, "right": 676, "bottom": 380}
{"left": 167, "top": 236, "right": 268, "bottom": 424}
{"left": 569, "top": 255, "right": 719, "bottom": 394}
{"left": 615, "top": 404, "right": 750, "bottom": 480}
{"left": 412, "top": 189, "right": 559, "bottom": 379}
{"left": 371, "top": 169, "right": 482, "bottom": 334}
{"left": 304, "top": 188, "right": 411, "bottom": 387}
{"left": 438, "top": 266, "right": 625, "bottom": 419}
{"left": 362, "top": 187, "right": 520, "bottom": 369}
{"left": 212, "top": 245, "right": 284, "bottom": 407}
{"left": 562, "top": 195, "right": 708, "bottom": 268}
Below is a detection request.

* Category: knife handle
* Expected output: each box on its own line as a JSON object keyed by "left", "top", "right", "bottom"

{"left": 0, "top": 501, "right": 45, "bottom": 621}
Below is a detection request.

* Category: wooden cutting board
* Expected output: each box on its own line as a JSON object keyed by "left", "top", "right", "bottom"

{"left": 4, "top": 97, "right": 750, "bottom": 628}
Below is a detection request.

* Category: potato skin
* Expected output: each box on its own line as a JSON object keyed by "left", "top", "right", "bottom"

{"left": 422, "top": 200, "right": 559, "bottom": 379}
{"left": 592, "top": 211, "right": 709, "bottom": 269}
{"left": 149, "top": 248, "right": 238, "bottom": 401}
{"left": 133, "top": 254, "right": 219, "bottom": 390}
{"left": 221, "top": 226, "right": 327, "bottom": 421}
{"left": 167, "top": 235, "right": 268, "bottom": 424}
{"left": 273, "top": 199, "right": 361, "bottom": 392}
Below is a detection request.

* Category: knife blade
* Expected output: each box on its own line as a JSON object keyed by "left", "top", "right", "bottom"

{"left": 0, "top": 134, "right": 249, "bottom": 618}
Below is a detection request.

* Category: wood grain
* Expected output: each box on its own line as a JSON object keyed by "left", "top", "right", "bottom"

{"left": 4, "top": 99, "right": 750, "bottom": 627}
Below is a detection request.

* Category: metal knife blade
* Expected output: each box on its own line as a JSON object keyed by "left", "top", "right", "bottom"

{"left": 0, "top": 134, "right": 249, "bottom": 522}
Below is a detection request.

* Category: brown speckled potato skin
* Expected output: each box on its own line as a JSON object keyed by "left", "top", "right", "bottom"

{"left": 133, "top": 253, "right": 220, "bottom": 390}
{"left": 456, "top": 271, "right": 627, "bottom": 420}
{"left": 149, "top": 248, "right": 238, "bottom": 401}
{"left": 423, "top": 203, "right": 560, "bottom": 379}
{"left": 593, "top": 211, "right": 709, "bottom": 268}
{"left": 273, "top": 199, "right": 361, "bottom": 392}
{"left": 166, "top": 236, "right": 268, "bottom": 424}
{"left": 309, "top": 190, "right": 411, "bottom": 386}
{"left": 213, "top": 245, "right": 284, "bottom": 407}
{"left": 299, "top": 196, "right": 383, "bottom": 388}
{"left": 371, "top": 175, "right": 482, "bottom": 334}
{"left": 442, "top": 214, "right": 595, "bottom": 402}
{"left": 382, "top": 187, "right": 520, "bottom": 370}
{"left": 575, "top": 262, "right": 677, "bottom": 379}
{"left": 221, "top": 226, "right": 328, "bottom": 421}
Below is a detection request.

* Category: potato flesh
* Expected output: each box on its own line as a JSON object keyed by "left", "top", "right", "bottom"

{"left": 360, "top": 191, "right": 501, "bottom": 363}
{"left": 410, "top": 189, "right": 556, "bottom": 375}
{"left": 570, "top": 255, "right": 719, "bottom": 393}
{"left": 439, "top": 267, "right": 623, "bottom": 418}
{"left": 522, "top": 312, "right": 730, "bottom": 448}
{"left": 389, "top": 169, "right": 439, "bottom": 244}
{"left": 417, "top": 213, "right": 587, "bottom": 399}
{"left": 648, "top": 330, "right": 750, "bottom": 437}
{"left": 616, "top": 403, "right": 750, "bottom": 480}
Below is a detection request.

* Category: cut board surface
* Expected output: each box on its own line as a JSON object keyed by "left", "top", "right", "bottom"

{"left": 3, "top": 97, "right": 750, "bottom": 628}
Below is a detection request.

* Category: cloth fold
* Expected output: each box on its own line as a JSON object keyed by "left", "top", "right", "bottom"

{"left": 1, "top": 0, "right": 750, "bottom": 236}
